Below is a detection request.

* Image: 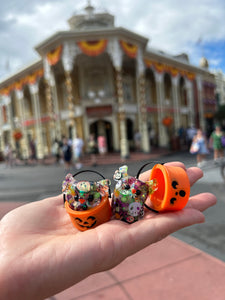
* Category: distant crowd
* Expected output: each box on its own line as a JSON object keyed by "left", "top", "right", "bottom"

{"left": 1, "top": 124, "right": 225, "bottom": 169}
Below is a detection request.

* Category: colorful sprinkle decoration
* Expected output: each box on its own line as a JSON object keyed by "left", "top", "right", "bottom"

{"left": 62, "top": 173, "right": 110, "bottom": 211}
{"left": 111, "top": 165, "right": 158, "bottom": 223}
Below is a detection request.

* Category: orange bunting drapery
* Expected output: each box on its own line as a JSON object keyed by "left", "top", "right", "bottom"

{"left": 0, "top": 68, "right": 44, "bottom": 96}
{"left": 77, "top": 40, "right": 108, "bottom": 56}
{"left": 25, "top": 69, "right": 44, "bottom": 85}
{"left": 185, "top": 71, "right": 195, "bottom": 81}
{"left": 14, "top": 80, "right": 24, "bottom": 91}
{"left": 47, "top": 45, "right": 63, "bottom": 66}
{"left": 154, "top": 62, "right": 165, "bottom": 73}
{"left": 120, "top": 40, "right": 138, "bottom": 58}
{"left": 0, "top": 86, "right": 11, "bottom": 96}
{"left": 145, "top": 59, "right": 195, "bottom": 80}
{"left": 144, "top": 59, "right": 153, "bottom": 68}
{"left": 169, "top": 67, "right": 179, "bottom": 77}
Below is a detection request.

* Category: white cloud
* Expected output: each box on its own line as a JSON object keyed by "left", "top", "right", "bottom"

{"left": 1, "top": 0, "right": 225, "bottom": 79}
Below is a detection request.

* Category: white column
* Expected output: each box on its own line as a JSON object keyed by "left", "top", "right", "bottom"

{"left": 155, "top": 73, "right": 168, "bottom": 147}
{"left": 5, "top": 96, "right": 15, "bottom": 148}
{"left": 108, "top": 38, "right": 129, "bottom": 158}
{"left": 136, "top": 47, "right": 150, "bottom": 153}
{"left": 112, "top": 113, "right": 119, "bottom": 151}
{"left": 62, "top": 41, "right": 77, "bottom": 140}
{"left": 186, "top": 79, "right": 195, "bottom": 126}
{"left": 196, "top": 75, "right": 205, "bottom": 131}
{"left": 172, "top": 76, "right": 181, "bottom": 131}
{"left": 15, "top": 90, "right": 29, "bottom": 159}
{"left": 29, "top": 83, "right": 45, "bottom": 159}
{"left": 43, "top": 56, "right": 56, "bottom": 144}
{"left": 49, "top": 73, "right": 61, "bottom": 140}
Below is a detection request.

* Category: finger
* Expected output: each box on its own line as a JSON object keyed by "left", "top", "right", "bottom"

{"left": 140, "top": 162, "right": 203, "bottom": 186}
{"left": 44, "top": 194, "right": 64, "bottom": 206}
{"left": 139, "top": 161, "right": 186, "bottom": 182}
{"left": 186, "top": 167, "right": 203, "bottom": 186}
{"left": 186, "top": 192, "right": 217, "bottom": 211}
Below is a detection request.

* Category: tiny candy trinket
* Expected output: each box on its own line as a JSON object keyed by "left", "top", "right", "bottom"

{"left": 111, "top": 165, "right": 158, "bottom": 224}
{"left": 62, "top": 170, "right": 111, "bottom": 231}
{"left": 62, "top": 162, "right": 191, "bottom": 229}
{"left": 111, "top": 162, "right": 191, "bottom": 223}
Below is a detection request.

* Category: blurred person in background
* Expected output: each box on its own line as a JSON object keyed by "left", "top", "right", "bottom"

{"left": 191, "top": 128, "right": 209, "bottom": 168}
{"left": 210, "top": 125, "right": 225, "bottom": 163}
{"left": 62, "top": 137, "right": 72, "bottom": 172}
{"left": 72, "top": 135, "right": 84, "bottom": 169}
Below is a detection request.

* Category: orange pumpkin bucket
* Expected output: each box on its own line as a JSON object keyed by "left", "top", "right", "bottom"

{"left": 62, "top": 170, "right": 111, "bottom": 231}
{"left": 149, "top": 164, "right": 190, "bottom": 212}
{"left": 65, "top": 196, "right": 111, "bottom": 231}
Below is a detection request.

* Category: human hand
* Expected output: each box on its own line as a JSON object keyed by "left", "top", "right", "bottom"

{"left": 0, "top": 162, "right": 216, "bottom": 300}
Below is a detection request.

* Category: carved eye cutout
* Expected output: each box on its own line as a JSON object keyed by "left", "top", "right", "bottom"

{"left": 172, "top": 181, "right": 178, "bottom": 189}
{"left": 179, "top": 190, "right": 186, "bottom": 197}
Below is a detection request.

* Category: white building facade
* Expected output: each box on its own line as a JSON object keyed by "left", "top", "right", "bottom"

{"left": 0, "top": 4, "right": 217, "bottom": 159}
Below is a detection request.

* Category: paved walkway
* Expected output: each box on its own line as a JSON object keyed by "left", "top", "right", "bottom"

{"left": 8, "top": 148, "right": 172, "bottom": 167}
{"left": 53, "top": 237, "right": 225, "bottom": 300}
{"left": 1, "top": 150, "right": 225, "bottom": 299}
{"left": 1, "top": 201, "right": 225, "bottom": 300}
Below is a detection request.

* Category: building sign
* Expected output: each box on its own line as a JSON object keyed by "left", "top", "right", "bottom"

{"left": 86, "top": 105, "right": 112, "bottom": 117}
{"left": 22, "top": 115, "right": 53, "bottom": 127}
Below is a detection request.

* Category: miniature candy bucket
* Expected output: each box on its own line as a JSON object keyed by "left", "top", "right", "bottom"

{"left": 65, "top": 197, "right": 111, "bottom": 231}
{"left": 149, "top": 164, "right": 190, "bottom": 212}
{"left": 63, "top": 170, "right": 112, "bottom": 231}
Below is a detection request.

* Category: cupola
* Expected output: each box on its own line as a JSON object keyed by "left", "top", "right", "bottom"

{"left": 67, "top": 1, "right": 115, "bottom": 31}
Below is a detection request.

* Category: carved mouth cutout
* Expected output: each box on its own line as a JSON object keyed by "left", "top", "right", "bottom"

{"left": 75, "top": 216, "right": 97, "bottom": 229}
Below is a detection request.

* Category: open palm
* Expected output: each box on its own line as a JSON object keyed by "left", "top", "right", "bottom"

{"left": 0, "top": 162, "right": 216, "bottom": 300}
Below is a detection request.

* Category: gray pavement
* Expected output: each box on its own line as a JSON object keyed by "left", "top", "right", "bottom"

{"left": 0, "top": 151, "right": 224, "bottom": 262}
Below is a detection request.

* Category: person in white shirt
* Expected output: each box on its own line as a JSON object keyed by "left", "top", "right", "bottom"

{"left": 73, "top": 136, "right": 84, "bottom": 169}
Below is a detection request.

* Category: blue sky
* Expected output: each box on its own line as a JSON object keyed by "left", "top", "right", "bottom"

{"left": 0, "top": 0, "right": 225, "bottom": 80}
{"left": 199, "top": 40, "right": 225, "bottom": 71}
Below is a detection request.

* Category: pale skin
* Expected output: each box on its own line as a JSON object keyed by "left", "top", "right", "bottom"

{"left": 0, "top": 162, "right": 216, "bottom": 300}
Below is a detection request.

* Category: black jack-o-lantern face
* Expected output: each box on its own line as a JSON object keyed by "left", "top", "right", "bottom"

{"left": 74, "top": 216, "right": 97, "bottom": 229}
{"left": 170, "top": 180, "right": 186, "bottom": 205}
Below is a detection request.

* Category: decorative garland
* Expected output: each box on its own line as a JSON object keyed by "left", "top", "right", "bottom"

{"left": 0, "top": 69, "right": 44, "bottom": 96}
{"left": 26, "top": 69, "right": 44, "bottom": 85}
{"left": 120, "top": 40, "right": 138, "bottom": 58}
{"left": 0, "top": 86, "right": 11, "bottom": 96}
{"left": 145, "top": 59, "right": 195, "bottom": 80}
{"left": 77, "top": 40, "right": 108, "bottom": 56}
{"left": 47, "top": 45, "right": 63, "bottom": 66}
